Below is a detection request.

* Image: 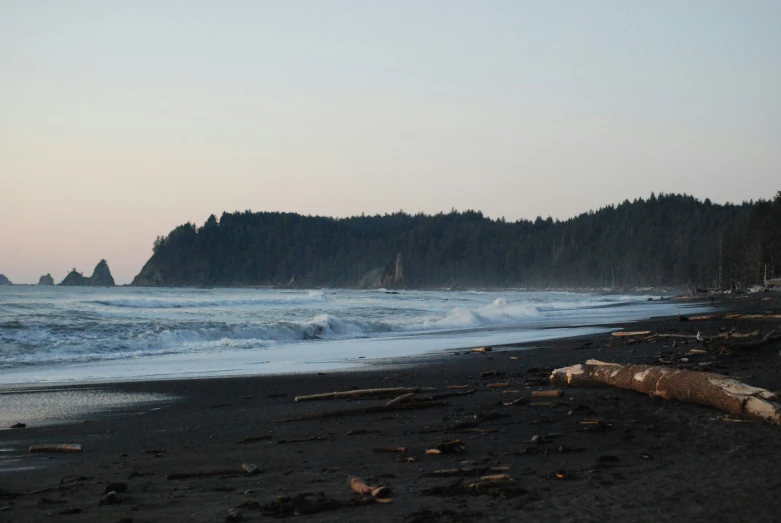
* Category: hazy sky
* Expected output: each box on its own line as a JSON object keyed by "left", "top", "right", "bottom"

{"left": 2, "top": 1, "right": 780, "bottom": 284}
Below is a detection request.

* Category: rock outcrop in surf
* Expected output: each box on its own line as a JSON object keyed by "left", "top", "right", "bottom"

{"left": 89, "top": 259, "right": 115, "bottom": 286}
{"left": 38, "top": 274, "right": 55, "bottom": 285}
{"left": 60, "top": 269, "right": 88, "bottom": 286}
{"left": 59, "top": 260, "right": 115, "bottom": 286}
{"left": 359, "top": 253, "right": 405, "bottom": 289}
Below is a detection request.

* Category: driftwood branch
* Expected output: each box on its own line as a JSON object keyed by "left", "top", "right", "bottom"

{"left": 166, "top": 468, "right": 247, "bottom": 480}
{"left": 295, "top": 387, "right": 435, "bottom": 403}
{"left": 550, "top": 360, "right": 781, "bottom": 424}
{"left": 727, "top": 329, "right": 781, "bottom": 351}
{"left": 384, "top": 392, "right": 415, "bottom": 406}
{"left": 276, "top": 401, "right": 448, "bottom": 422}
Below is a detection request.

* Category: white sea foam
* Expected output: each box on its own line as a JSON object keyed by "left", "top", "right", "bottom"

{"left": 0, "top": 287, "right": 713, "bottom": 384}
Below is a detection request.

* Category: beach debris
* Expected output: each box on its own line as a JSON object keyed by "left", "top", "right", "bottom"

{"left": 346, "top": 429, "right": 379, "bottom": 436}
{"left": 426, "top": 439, "right": 465, "bottom": 455}
{"left": 419, "top": 390, "right": 476, "bottom": 401}
{"left": 532, "top": 390, "right": 564, "bottom": 398}
{"left": 100, "top": 491, "right": 121, "bottom": 505}
{"left": 502, "top": 397, "right": 529, "bottom": 407}
{"left": 225, "top": 507, "right": 243, "bottom": 522}
{"left": 277, "top": 435, "right": 327, "bottom": 444}
{"left": 612, "top": 331, "right": 652, "bottom": 337}
{"left": 276, "top": 400, "right": 448, "bottom": 422}
{"left": 236, "top": 435, "right": 272, "bottom": 444}
{"left": 424, "top": 466, "right": 509, "bottom": 477}
{"left": 28, "top": 444, "right": 83, "bottom": 453}
{"left": 481, "top": 371, "right": 506, "bottom": 378}
{"left": 373, "top": 447, "right": 407, "bottom": 453}
{"left": 485, "top": 382, "right": 509, "bottom": 388}
{"left": 551, "top": 360, "right": 781, "bottom": 424}
{"left": 394, "top": 456, "right": 416, "bottom": 463}
{"left": 726, "top": 329, "right": 781, "bottom": 351}
{"left": 448, "top": 385, "right": 470, "bottom": 389}
{"left": 524, "top": 379, "right": 548, "bottom": 386}
{"left": 10, "top": 423, "right": 26, "bottom": 429}
{"left": 242, "top": 463, "right": 261, "bottom": 475}
{"left": 103, "top": 482, "right": 127, "bottom": 494}
{"left": 385, "top": 392, "right": 415, "bottom": 406}
{"left": 241, "top": 492, "right": 389, "bottom": 517}
{"left": 424, "top": 478, "right": 524, "bottom": 497}
{"left": 471, "top": 346, "right": 492, "bottom": 353}
{"left": 294, "top": 387, "right": 436, "bottom": 403}
{"left": 60, "top": 475, "right": 91, "bottom": 485}
{"left": 348, "top": 477, "right": 392, "bottom": 499}
{"left": 166, "top": 467, "right": 252, "bottom": 480}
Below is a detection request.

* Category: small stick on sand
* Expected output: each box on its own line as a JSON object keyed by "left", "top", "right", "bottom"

{"left": 295, "top": 387, "right": 435, "bottom": 403}
{"left": 28, "top": 444, "right": 82, "bottom": 453}
{"left": 166, "top": 468, "right": 247, "bottom": 480}
{"left": 373, "top": 447, "right": 406, "bottom": 453}
{"left": 276, "top": 401, "right": 448, "bottom": 422}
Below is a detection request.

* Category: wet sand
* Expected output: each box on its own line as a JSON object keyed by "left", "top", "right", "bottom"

{"left": 1, "top": 293, "right": 781, "bottom": 522}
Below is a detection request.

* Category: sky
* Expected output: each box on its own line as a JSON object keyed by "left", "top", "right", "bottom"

{"left": 1, "top": 1, "right": 780, "bottom": 284}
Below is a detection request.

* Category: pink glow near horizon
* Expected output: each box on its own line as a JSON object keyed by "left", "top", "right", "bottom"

{"left": 2, "top": 1, "right": 780, "bottom": 284}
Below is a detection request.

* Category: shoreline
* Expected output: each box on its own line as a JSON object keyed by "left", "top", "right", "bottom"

{"left": 1, "top": 293, "right": 780, "bottom": 522}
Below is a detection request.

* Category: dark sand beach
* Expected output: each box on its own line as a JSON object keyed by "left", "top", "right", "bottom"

{"left": 2, "top": 293, "right": 781, "bottom": 522}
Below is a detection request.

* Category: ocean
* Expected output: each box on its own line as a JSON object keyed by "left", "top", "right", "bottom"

{"left": 0, "top": 287, "right": 712, "bottom": 387}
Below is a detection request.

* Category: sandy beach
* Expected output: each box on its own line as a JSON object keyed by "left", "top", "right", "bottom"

{"left": 2, "top": 293, "right": 781, "bottom": 522}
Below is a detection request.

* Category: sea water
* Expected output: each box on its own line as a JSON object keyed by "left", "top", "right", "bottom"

{"left": 0, "top": 287, "right": 712, "bottom": 386}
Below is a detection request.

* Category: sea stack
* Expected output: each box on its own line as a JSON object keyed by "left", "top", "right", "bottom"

{"left": 0, "top": 274, "right": 12, "bottom": 285}
{"left": 60, "top": 269, "right": 89, "bottom": 286}
{"left": 89, "top": 259, "right": 115, "bottom": 286}
{"left": 38, "top": 273, "right": 55, "bottom": 285}
{"left": 59, "top": 260, "right": 116, "bottom": 286}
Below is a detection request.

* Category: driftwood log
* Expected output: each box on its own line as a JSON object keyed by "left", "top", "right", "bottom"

{"left": 295, "top": 387, "right": 435, "bottom": 402}
{"left": 550, "top": 360, "right": 781, "bottom": 424}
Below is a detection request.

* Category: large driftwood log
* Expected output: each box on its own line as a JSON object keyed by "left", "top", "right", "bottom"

{"left": 295, "top": 387, "right": 435, "bottom": 402}
{"left": 550, "top": 360, "right": 781, "bottom": 424}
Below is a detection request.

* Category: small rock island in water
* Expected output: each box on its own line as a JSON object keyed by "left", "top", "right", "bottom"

{"left": 0, "top": 274, "right": 12, "bottom": 285}
{"left": 59, "top": 259, "right": 116, "bottom": 286}
{"left": 37, "top": 274, "right": 55, "bottom": 285}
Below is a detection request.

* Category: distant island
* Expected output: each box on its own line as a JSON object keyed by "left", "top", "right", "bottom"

{"left": 60, "top": 260, "right": 116, "bottom": 287}
{"left": 131, "top": 192, "right": 781, "bottom": 290}
{"left": 0, "top": 274, "right": 11, "bottom": 286}
{"left": 38, "top": 274, "right": 54, "bottom": 285}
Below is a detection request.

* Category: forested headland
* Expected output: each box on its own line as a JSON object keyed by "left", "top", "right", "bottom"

{"left": 132, "top": 192, "right": 781, "bottom": 290}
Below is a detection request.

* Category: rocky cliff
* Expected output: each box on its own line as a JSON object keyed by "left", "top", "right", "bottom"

{"left": 131, "top": 259, "right": 165, "bottom": 286}
{"left": 0, "top": 274, "right": 11, "bottom": 285}
{"left": 38, "top": 274, "right": 55, "bottom": 285}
